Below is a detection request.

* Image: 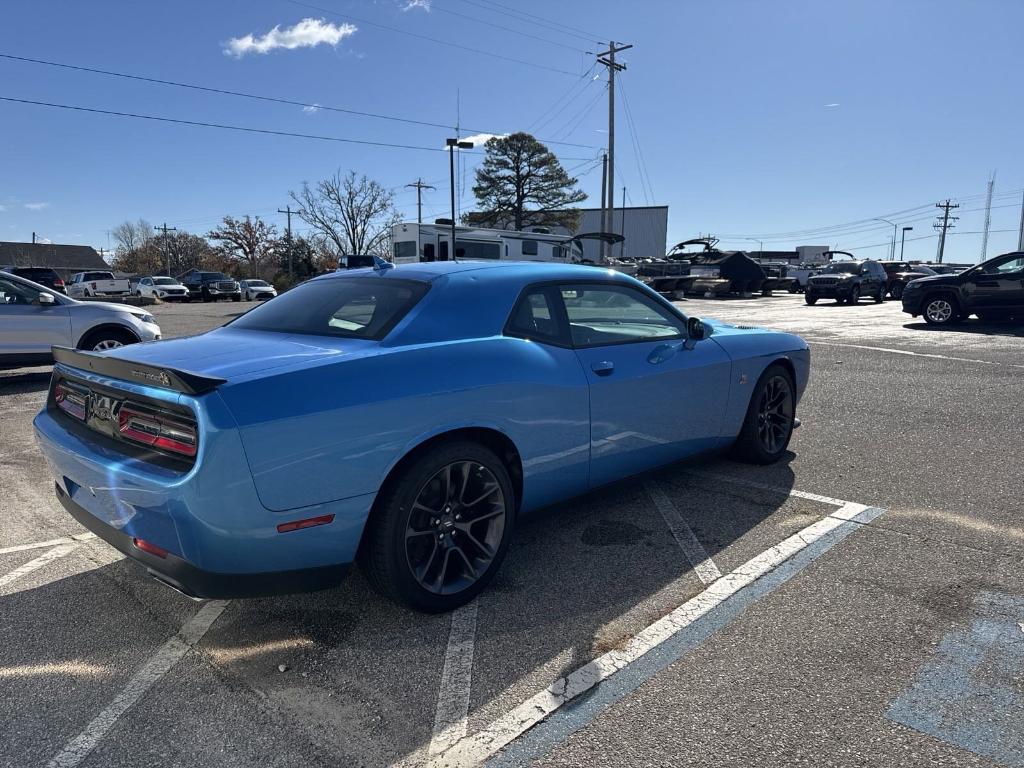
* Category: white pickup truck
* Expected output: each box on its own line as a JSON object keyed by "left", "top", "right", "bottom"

{"left": 67, "top": 271, "right": 132, "bottom": 299}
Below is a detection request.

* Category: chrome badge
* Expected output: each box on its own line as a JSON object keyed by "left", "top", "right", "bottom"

{"left": 130, "top": 369, "right": 172, "bottom": 387}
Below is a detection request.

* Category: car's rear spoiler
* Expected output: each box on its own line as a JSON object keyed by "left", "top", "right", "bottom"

{"left": 51, "top": 347, "right": 226, "bottom": 396}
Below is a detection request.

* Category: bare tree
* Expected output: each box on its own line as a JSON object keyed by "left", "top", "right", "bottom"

{"left": 207, "top": 216, "right": 279, "bottom": 277}
{"left": 111, "top": 219, "right": 154, "bottom": 254}
{"left": 290, "top": 171, "right": 399, "bottom": 256}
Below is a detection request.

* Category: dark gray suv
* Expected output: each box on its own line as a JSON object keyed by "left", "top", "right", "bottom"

{"left": 805, "top": 260, "right": 887, "bottom": 305}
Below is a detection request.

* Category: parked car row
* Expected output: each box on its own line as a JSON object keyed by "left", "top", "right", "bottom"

{"left": 901, "top": 250, "right": 1024, "bottom": 325}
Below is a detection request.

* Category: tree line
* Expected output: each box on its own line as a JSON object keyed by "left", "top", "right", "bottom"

{"left": 110, "top": 133, "right": 586, "bottom": 286}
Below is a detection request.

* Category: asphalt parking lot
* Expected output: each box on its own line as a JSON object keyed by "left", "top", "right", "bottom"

{"left": 2, "top": 293, "right": 1022, "bottom": 768}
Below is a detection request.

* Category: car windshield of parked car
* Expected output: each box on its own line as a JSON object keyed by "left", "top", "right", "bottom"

{"left": 909, "top": 266, "right": 937, "bottom": 275}
{"left": 247, "top": 280, "right": 270, "bottom": 287}
{"left": 200, "top": 272, "right": 229, "bottom": 281}
{"left": 229, "top": 277, "right": 428, "bottom": 339}
{"left": 152, "top": 277, "right": 178, "bottom": 286}
{"left": 822, "top": 262, "right": 861, "bottom": 274}
{"left": 561, "top": 284, "right": 685, "bottom": 346}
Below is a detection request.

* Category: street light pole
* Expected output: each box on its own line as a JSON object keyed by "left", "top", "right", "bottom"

{"left": 446, "top": 138, "right": 473, "bottom": 261}
{"left": 745, "top": 238, "right": 764, "bottom": 259}
{"left": 900, "top": 226, "right": 913, "bottom": 261}
{"left": 874, "top": 218, "right": 897, "bottom": 260}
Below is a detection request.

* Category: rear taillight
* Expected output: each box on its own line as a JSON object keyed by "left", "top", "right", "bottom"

{"left": 118, "top": 404, "right": 198, "bottom": 457}
{"left": 54, "top": 278, "right": 65, "bottom": 287}
{"left": 133, "top": 538, "right": 168, "bottom": 558}
{"left": 53, "top": 382, "right": 87, "bottom": 420}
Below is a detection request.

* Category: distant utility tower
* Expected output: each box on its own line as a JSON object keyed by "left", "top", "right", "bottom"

{"left": 595, "top": 40, "right": 632, "bottom": 261}
{"left": 934, "top": 200, "right": 959, "bottom": 264}
{"left": 405, "top": 179, "right": 436, "bottom": 224}
{"left": 980, "top": 172, "right": 995, "bottom": 261}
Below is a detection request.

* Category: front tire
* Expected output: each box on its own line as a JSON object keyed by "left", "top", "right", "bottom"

{"left": 890, "top": 283, "right": 904, "bottom": 300}
{"left": 360, "top": 440, "right": 516, "bottom": 612}
{"left": 805, "top": 294, "right": 818, "bottom": 305}
{"left": 848, "top": 286, "right": 860, "bottom": 305}
{"left": 79, "top": 327, "right": 136, "bottom": 352}
{"left": 874, "top": 285, "right": 885, "bottom": 303}
{"left": 732, "top": 364, "right": 796, "bottom": 465}
{"left": 922, "top": 295, "right": 959, "bottom": 325}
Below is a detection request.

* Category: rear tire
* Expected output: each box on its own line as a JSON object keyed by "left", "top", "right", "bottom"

{"left": 360, "top": 440, "right": 516, "bottom": 612}
{"left": 732, "top": 364, "right": 796, "bottom": 465}
{"left": 874, "top": 285, "right": 885, "bottom": 303}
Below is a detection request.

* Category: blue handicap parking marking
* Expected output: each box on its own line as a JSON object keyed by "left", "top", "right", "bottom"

{"left": 888, "top": 591, "right": 1024, "bottom": 767}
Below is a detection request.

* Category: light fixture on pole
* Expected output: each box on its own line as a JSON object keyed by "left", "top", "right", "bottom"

{"left": 874, "top": 218, "right": 897, "bottom": 260}
{"left": 446, "top": 138, "right": 473, "bottom": 260}
{"left": 900, "top": 226, "right": 913, "bottom": 261}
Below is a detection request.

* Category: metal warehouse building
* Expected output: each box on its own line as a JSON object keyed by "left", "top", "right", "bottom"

{"left": 555, "top": 205, "right": 669, "bottom": 262}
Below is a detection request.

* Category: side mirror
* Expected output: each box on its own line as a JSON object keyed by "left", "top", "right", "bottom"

{"left": 38, "top": 293, "right": 55, "bottom": 306}
{"left": 687, "top": 316, "right": 707, "bottom": 341}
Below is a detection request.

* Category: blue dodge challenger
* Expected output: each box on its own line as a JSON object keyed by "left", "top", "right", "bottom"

{"left": 34, "top": 261, "right": 809, "bottom": 612}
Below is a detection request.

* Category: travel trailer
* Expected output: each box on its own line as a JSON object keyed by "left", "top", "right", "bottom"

{"left": 391, "top": 222, "right": 584, "bottom": 264}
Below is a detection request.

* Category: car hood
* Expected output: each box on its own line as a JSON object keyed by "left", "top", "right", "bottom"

{"left": 65, "top": 300, "right": 152, "bottom": 319}
{"left": 97, "top": 327, "right": 379, "bottom": 381}
{"left": 902, "top": 274, "right": 958, "bottom": 288}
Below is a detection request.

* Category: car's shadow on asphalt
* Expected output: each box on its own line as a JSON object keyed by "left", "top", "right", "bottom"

{"left": 3, "top": 452, "right": 802, "bottom": 767}
{"left": 903, "top": 319, "right": 1024, "bottom": 337}
{"left": 0, "top": 369, "right": 51, "bottom": 395}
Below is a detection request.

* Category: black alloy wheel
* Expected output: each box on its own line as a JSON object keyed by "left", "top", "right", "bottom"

{"left": 361, "top": 440, "right": 515, "bottom": 612}
{"left": 874, "top": 284, "right": 885, "bottom": 303}
{"left": 732, "top": 364, "right": 796, "bottom": 464}
{"left": 848, "top": 286, "right": 860, "bottom": 305}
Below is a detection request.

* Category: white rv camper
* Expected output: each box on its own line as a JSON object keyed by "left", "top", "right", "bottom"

{"left": 391, "top": 222, "right": 584, "bottom": 264}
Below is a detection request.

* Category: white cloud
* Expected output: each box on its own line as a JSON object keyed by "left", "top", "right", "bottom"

{"left": 36, "top": 237, "right": 52, "bottom": 244}
{"left": 450, "top": 133, "right": 507, "bottom": 148}
{"left": 302, "top": 103, "right": 321, "bottom": 114}
{"left": 224, "top": 18, "right": 357, "bottom": 57}
{"left": 24, "top": 202, "right": 49, "bottom": 211}
{"left": 0, "top": 204, "right": 6, "bottom": 212}
{"left": 824, "top": 103, "right": 840, "bottom": 108}
{"left": 402, "top": 0, "right": 432, "bottom": 11}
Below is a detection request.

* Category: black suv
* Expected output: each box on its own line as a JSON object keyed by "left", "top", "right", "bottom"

{"left": 901, "top": 250, "right": 1024, "bottom": 325}
{"left": 181, "top": 271, "right": 241, "bottom": 302}
{"left": 805, "top": 260, "right": 887, "bottom": 305}
{"left": 0, "top": 266, "right": 66, "bottom": 293}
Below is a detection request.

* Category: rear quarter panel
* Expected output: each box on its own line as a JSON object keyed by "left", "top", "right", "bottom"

{"left": 218, "top": 336, "right": 592, "bottom": 514}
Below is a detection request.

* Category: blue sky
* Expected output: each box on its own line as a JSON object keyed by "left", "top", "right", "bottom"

{"left": 1, "top": 0, "right": 1021, "bottom": 263}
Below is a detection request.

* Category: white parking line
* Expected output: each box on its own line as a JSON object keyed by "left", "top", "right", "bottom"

{"left": 417, "top": 500, "right": 882, "bottom": 768}
{"left": 0, "top": 532, "right": 95, "bottom": 556}
{"left": 644, "top": 481, "right": 722, "bottom": 584}
{"left": 0, "top": 542, "right": 80, "bottom": 592}
{"left": 805, "top": 339, "right": 1024, "bottom": 369}
{"left": 46, "top": 600, "right": 228, "bottom": 768}
{"left": 429, "top": 600, "right": 480, "bottom": 756}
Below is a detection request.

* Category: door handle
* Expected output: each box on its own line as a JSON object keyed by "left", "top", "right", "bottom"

{"left": 590, "top": 360, "right": 615, "bottom": 376}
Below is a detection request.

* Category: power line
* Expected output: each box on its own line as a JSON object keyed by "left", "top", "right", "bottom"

{"left": 0, "top": 96, "right": 598, "bottom": 161}
{"left": 0, "top": 53, "right": 601, "bottom": 150}
{"left": 618, "top": 77, "right": 654, "bottom": 205}
{"left": 459, "top": 0, "right": 606, "bottom": 43}
{"left": 551, "top": 85, "right": 605, "bottom": 140}
{"left": 286, "top": 0, "right": 582, "bottom": 77}
{"left": 424, "top": 2, "right": 590, "bottom": 52}
{"left": 531, "top": 67, "right": 601, "bottom": 135}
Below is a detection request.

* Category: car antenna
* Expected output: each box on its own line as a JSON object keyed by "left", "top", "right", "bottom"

{"left": 372, "top": 255, "right": 394, "bottom": 272}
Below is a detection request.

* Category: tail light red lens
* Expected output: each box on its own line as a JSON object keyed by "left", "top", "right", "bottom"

{"left": 118, "top": 404, "right": 198, "bottom": 457}
{"left": 54, "top": 381, "right": 87, "bottom": 420}
{"left": 133, "top": 538, "right": 168, "bottom": 558}
{"left": 54, "top": 278, "right": 65, "bottom": 287}
{"left": 277, "top": 514, "right": 335, "bottom": 533}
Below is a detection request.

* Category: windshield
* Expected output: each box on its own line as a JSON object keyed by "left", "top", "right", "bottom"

{"left": 821, "top": 262, "right": 861, "bottom": 274}
{"left": 229, "top": 277, "right": 429, "bottom": 339}
{"left": 247, "top": 280, "right": 270, "bottom": 287}
{"left": 152, "top": 277, "right": 178, "bottom": 285}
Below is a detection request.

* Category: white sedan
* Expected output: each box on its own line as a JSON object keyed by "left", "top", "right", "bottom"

{"left": 239, "top": 279, "right": 277, "bottom": 301}
{"left": 135, "top": 276, "right": 189, "bottom": 301}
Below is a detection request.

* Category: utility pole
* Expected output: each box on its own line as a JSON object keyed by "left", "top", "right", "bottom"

{"left": 980, "top": 172, "right": 995, "bottom": 262}
{"left": 620, "top": 186, "right": 626, "bottom": 259}
{"left": 599, "top": 153, "right": 608, "bottom": 260}
{"left": 1017, "top": 188, "right": 1024, "bottom": 251}
{"left": 97, "top": 247, "right": 111, "bottom": 264}
{"left": 933, "top": 200, "right": 959, "bottom": 264}
{"left": 154, "top": 222, "right": 177, "bottom": 276}
{"left": 32, "top": 231, "right": 36, "bottom": 244}
{"left": 596, "top": 40, "right": 632, "bottom": 262}
{"left": 405, "top": 179, "right": 436, "bottom": 225}
{"left": 900, "top": 226, "right": 913, "bottom": 260}
{"left": 277, "top": 205, "right": 295, "bottom": 280}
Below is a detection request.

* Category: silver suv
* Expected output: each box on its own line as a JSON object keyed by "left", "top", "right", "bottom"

{"left": 0, "top": 270, "right": 161, "bottom": 369}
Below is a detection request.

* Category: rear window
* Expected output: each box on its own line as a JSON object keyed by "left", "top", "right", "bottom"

{"left": 83, "top": 272, "right": 114, "bottom": 280}
{"left": 13, "top": 268, "right": 58, "bottom": 279}
{"left": 229, "top": 277, "right": 429, "bottom": 339}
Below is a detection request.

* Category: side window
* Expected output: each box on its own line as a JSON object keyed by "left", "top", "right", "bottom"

{"left": 560, "top": 283, "right": 686, "bottom": 347}
{"left": 505, "top": 287, "right": 568, "bottom": 346}
{"left": 552, "top": 245, "right": 564, "bottom": 259}
{"left": 521, "top": 239, "right": 538, "bottom": 256}
{"left": 983, "top": 255, "right": 1024, "bottom": 274}
{"left": 0, "top": 277, "right": 41, "bottom": 306}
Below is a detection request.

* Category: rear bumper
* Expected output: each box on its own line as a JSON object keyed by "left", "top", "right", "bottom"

{"left": 55, "top": 481, "right": 348, "bottom": 598}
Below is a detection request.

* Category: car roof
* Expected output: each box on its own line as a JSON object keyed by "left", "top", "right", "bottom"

{"left": 313, "top": 260, "right": 634, "bottom": 284}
